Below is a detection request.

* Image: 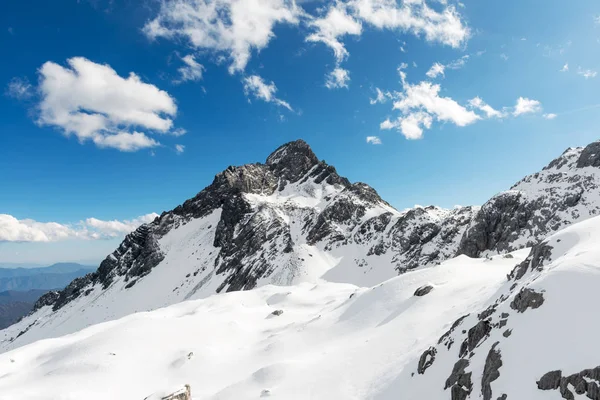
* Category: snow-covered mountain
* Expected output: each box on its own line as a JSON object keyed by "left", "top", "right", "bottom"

{"left": 2, "top": 139, "right": 600, "bottom": 398}
{"left": 0, "top": 140, "right": 480, "bottom": 351}
{"left": 1, "top": 214, "right": 600, "bottom": 399}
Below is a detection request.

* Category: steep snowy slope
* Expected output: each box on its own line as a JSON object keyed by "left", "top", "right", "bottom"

{"left": 0, "top": 140, "right": 476, "bottom": 351}
{"left": 0, "top": 247, "right": 529, "bottom": 400}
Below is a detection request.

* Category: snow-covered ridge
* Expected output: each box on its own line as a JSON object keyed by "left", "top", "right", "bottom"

{"left": 3, "top": 139, "right": 600, "bottom": 357}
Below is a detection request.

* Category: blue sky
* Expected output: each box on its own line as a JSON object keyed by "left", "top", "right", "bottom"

{"left": 1, "top": 0, "right": 600, "bottom": 265}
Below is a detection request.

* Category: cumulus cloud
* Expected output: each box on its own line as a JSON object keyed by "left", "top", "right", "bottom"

{"left": 306, "top": 4, "right": 362, "bottom": 63}
{"left": 577, "top": 67, "right": 597, "bottom": 79}
{"left": 543, "top": 113, "right": 557, "bottom": 120}
{"left": 175, "top": 54, "right": 204, "bottom": 83}
{"left": 37, "top": 57, "right": 179, "bottom": 151}
{"left": 366, "top": 135, "right": 382, "bottom": 144}
{"left": 325, "top": 67, "right": 350, "bottom": 89}
{"left": 513, "top": 97, "right": 542, "bottom": 116}
{"left": 0, "top": 213, "right": 158, "bottom": 242}
{"left": 144, "top": 0, "right": 300, "bottom": 73}
{"left": 243, "top": 75, "right": 293, "bottom": 110}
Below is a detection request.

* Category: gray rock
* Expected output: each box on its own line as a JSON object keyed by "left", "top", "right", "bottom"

{"left": 414, "top": 285, "right": 434, "bottom": 297}
{"left": 510, "top": 288, "right": 544, "bottom": 313}
{"left": 271, "top": 310, "right": 284, "bottom": 316}
{"left": 482, "top": 342, "right": 503, "bottom": 400}
{"left": 417, "top": 347, "right": 436, "bottom": 374}
{"left": 460, "top": 320, "right": 492, "bottom": 357}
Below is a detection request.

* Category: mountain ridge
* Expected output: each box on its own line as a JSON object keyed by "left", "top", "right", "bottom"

{"left": 3, "top": 139, "right": 600, "bottom": 355}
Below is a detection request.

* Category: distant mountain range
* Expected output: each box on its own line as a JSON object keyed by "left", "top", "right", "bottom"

{"left": 0, "top": 263, "right": 95, "bottom": 292}
{"left": 0, "top": 263, "right": 94, "bottom": 329}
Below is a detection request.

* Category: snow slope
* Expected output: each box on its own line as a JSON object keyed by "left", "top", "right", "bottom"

{"left": 3, "top": 213, "right": 600, "bottom": 399}
{"left": 0, "top": 247, "right": 528, "bottom": 400}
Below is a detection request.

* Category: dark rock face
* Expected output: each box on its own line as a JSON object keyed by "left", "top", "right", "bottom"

{"left": 271, "top": 309, "right": 284, "bottom": 316}
{"left": 509, "top": 288, "right": 544, "bottom": 313}
{"left": 576, "top": 141, "right": 600, "bottom": 168}
{"left": 537, "top": 370, "right": 562, "bottom": 390}
{"left": 482, "top": 342, "right": 503, "bottom": 400}
{"left": 31, "top": 291, "right": 60, "bottom": 313}
{"left": 414, "top": 285, "right": 434, "bottom": 297}
{"left": 445, "top": 359, "right": 472, "bottom": 400}
{"left": 459, "top": 142, "right": 600, "bottom": 258}
{"left": 417, "top": 347, "right": 437, "bottom": 374}
{"left": 460, "top": 320, "right": 492, "bottom": 357}
{"left": 538, "top": 367, "right": 600, "bottom": 400}
{"left": 507, "top": 243, "right": 553, "bottom": 282}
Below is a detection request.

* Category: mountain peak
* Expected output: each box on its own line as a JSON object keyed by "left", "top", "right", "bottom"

{"left": 266, "top": 139, "right": 316, "bottom": 166}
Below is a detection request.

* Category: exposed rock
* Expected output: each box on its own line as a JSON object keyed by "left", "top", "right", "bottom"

{"left": 537, "top": 367, "right": 600, "bottom": 400}
{"left": 271, "top": 310, "right": 284, "bottom": 316}
{"left": 445, "top": 359, "right": 473, "bottom": 400}
{"left": 439, "top": 314, "right": 469, "bottom": 350}
{"left": 510, "top": 288, "right": 545, "bottom": 313}
{"left": 478, "top": 305, "right": 497, "bottom": 320}
{"left": 460, "top": 320, "right": 492, "bottom": 357}
{"left": 414, "top": 285, "right": 434, "bottom": 297}
{"left": 417, "top": 347, "right": 437, "bottom": 374}
{"left": 502, "top": 329, "right": 512, "bottom": 338}
{"left": 482, "top": 342, "right": 503, "bottom": 400}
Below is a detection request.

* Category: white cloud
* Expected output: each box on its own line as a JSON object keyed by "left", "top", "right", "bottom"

{"left": 374, "top": 71, "right": 543, "bottom": 139}
{"left": 0, "top": 213, "right": 159, "bottom": 242}
{"left": 175, "top": 54, "right": 204, "bottom": 83}
{"left": 543, "top": 113, "right": 557, "bottom": 120}
{"left": 144, "top": 0, "right": 470, "bottom": 89}
{"left": 366, "top": 135, "right": 382, "bottom": 144}
{"left": 500, "top": 53, "right": 509, "bottom": 61}
{"left": 243, "top": 75, "right": 293, "bottom": 110}
{"left": 560, "top": 63, "right": 569, "bottom": 72}
{"left": 380, "top": 118, "right": 395, "bottom": 130}
{"left": 426, "top": 62, "right": 445, "bottom": 79}
{"left": 144, "top": 0, "right": 300, "bottom": 73}
{"left": 468, "top": 97, "right": 504, "bottom": 118}
{"left": 175, "top": 144, "right": 185, "bottom": 154}
{"left": 513, "top": 97, "right": 542, "bottom": 116}
{"left": 306, "top": 4, "right": 362, "bottom": 63}
{"left": 425, "top": 55, "right": 469, "bottom": 79}
{"left": 325, "top": 67, "right": 350, "bottom": 89}
{"left": 378, "top": 75, "right": 479, "bottom": 139}
{"left": 349, "top": 0, "right": 470, "bottom": 48}
{"left": 370, "top": 87, "right": 392, "bottom": 104}
{"left": 393, "top": 81, "right": 480, "bottom": 127}
{"left": 594, "top": 15, "right": 600, "bottom": 25}
{"left": 446, "top": 55, "right": 469, "bottom": 69}
{"left": 577, "top": 67, "right": 597, "bottom": 79}
{"left": 37, "top": 57, "right": 178, "bottom": 151}
{"left": 5, "top": 77, "right": 33, "bottom": 100}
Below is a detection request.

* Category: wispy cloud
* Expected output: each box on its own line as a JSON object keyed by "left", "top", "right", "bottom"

{"left": 325, "top": 68, "right": 350, "bottom": 89}
{"left": 5, "top": 77, "right": 33, "bottom": 100}
{"left": 366, "top": 136, "right": 382, "bottom": 145}
{"left": 577, "top": 67, "right": 597, "bottom": 79}
{"left": 243, "top": 75, "right": 293, "bottom": 111}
